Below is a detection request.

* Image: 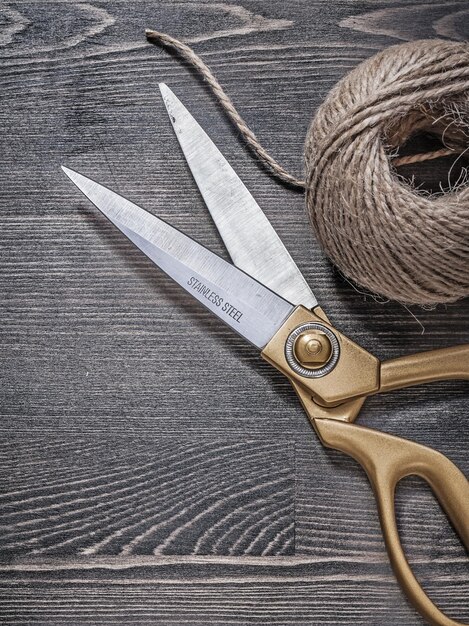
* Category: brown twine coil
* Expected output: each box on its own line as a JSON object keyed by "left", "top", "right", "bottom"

{"left": 146, "top": 31, "right": 469, "bottom": 305}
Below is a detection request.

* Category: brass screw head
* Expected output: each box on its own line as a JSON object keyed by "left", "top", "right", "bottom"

{"left": 293, "top": 330, "right": 333, "bottom": 369}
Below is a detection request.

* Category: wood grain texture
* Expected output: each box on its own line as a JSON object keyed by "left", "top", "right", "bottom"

{"left": 0, "top": 435, "right": 294, "bottom": 558}
{"left": 1, "top": 0, "right": 468, "bottom": 624}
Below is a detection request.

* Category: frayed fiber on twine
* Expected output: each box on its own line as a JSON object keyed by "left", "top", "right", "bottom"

{"left": 146, "top": 30, "right": 469, "bottom": 305}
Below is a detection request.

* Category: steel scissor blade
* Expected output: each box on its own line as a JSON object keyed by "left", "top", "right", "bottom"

{"left": 159, "top": 83, "right": 318, "bottom": 309}
{"left": 62, "top": 167, "right": 294, "bottom": 348}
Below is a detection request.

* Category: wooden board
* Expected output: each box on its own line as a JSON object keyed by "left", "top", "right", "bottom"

{"left": 1, "top": 0, "right": 468, "bottom": 623}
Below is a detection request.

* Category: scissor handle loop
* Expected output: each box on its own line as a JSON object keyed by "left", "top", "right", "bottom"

{"left": 313, "top": 418, "right": 469, "bottom": 626}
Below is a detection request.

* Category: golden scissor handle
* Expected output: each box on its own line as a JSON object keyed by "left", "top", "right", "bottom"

{"left": 262, "top": 306, "right": 469, "bottom": 626}
{"left": 313, "top": 418, "right": 469, "bottom": 626}
{"left": 381, "top": 344, "right": 469, "bottom": 392}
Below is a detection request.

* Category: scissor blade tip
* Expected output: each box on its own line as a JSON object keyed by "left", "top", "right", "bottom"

{"left": 61, "top": 165, "right": 81, "bottom": 180}
{"left": 61, "top": 167, "right": 92, "bottom": 193}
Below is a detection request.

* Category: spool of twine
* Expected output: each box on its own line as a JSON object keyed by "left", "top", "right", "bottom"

{"left": 146, "top": 31, "right": 469, "bottom": 305}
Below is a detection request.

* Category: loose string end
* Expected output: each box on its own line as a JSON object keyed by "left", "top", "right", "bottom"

{"left": 145, "top": 28, "right": 306, "bottom": 190}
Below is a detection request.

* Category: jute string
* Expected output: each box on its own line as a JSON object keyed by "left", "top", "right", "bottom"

{"left": 146, "top": 31, "right": 469, "bottom": 305}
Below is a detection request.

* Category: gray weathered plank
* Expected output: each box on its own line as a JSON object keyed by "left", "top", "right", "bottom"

{"left": 0, "top": 435, "right": 294, "bottom": 558}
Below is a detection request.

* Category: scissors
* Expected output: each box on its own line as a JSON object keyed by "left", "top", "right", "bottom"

{"left": 62, "top": 83, "right": 469, "bottom": 626}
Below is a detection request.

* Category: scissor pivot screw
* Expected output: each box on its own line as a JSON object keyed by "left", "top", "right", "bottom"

{"left": 285, "top": 322, "right": 340, "bottom": 378}
{"left": 294, "top": 332, "right": 332, "bottom": 367}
